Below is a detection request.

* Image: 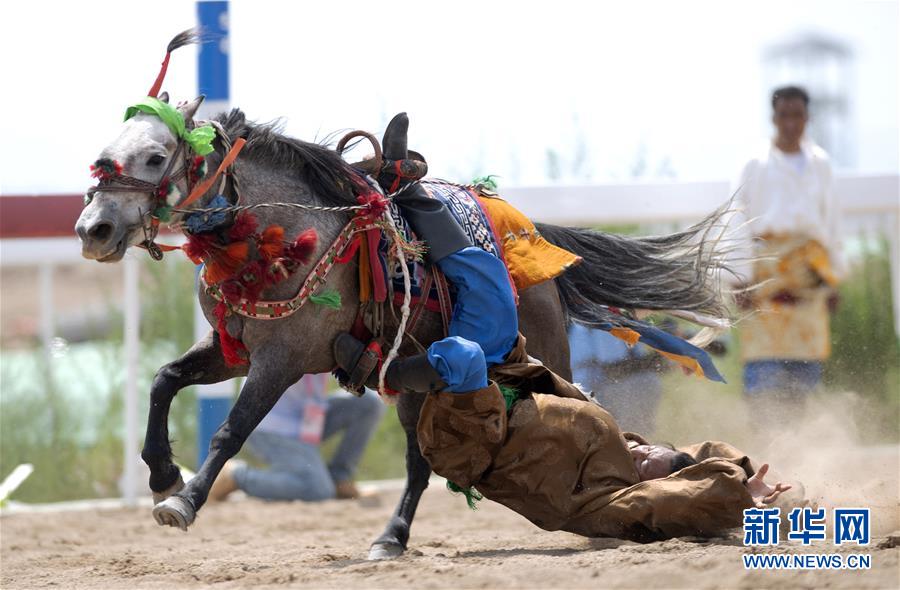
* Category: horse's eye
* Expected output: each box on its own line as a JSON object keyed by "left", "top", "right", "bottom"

{"left": 147, "top": 154, "right": 166, "bottom": 167}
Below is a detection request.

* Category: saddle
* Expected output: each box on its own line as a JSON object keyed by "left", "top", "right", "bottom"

{"left": 344, "top": 112, "right": 430, "bottom": 192}
{"left": 348, "top": 112, "right": 582, "bottom": 291}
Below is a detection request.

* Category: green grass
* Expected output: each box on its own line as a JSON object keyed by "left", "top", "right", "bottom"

{"left": 826, "top": 236, "right": 900, "bottom": 441}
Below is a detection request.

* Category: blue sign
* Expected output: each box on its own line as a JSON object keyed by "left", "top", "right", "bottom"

{"left": 834, "top": 508, "right": 870, "bottom": 545}
{"left": 197, "top": 1, "right": 229, "bottom": 101}
{"left": 743, "top": 507, "right": 781, "bottom": 546}
{"left": 788, "top": 507, "right": 827, "bottom": 544}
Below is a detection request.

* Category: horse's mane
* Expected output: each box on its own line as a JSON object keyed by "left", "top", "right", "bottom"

{"left": 213, "top": 109, "right": 363, "bottom": 206}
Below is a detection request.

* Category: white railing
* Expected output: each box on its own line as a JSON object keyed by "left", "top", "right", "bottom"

{"left": 503, "top": 174, "right": 900, "bottom": 336}
{"left": 1, "top": 173, "right": 897, "bottom": 504}
{"left": 502, "top": 174, "right": 898, "bottom": 225}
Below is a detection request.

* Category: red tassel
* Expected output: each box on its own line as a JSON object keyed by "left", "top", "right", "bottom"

{"left": 214, "top": 301, "right": 248, "bottom": 366}
{"left": 183, "top": 233, "right": 217, "bottom": 264}
{"left": 228, "top": 213, "right": 259, "bottom": 242}
{"left": 237, "top": 260, "right": 268, "bottom": 303}
{"left": 148, "top": 52, "right": 171, "bottom": 98}
{"left": 205, "top": 241, "right": 249, "bottom": 284}
{"left": 334, "top": 235, "right": 361, "bottom": 264}
{"left": 257, "top": 225, "right": 285, "bottom": 260}
{"left": 156, "top": 177, "right": 171, "bottom": 205}
{"left": 188, "top": 156, "right": 206, "bottom": 187}
{"left": 220, "top": 281, "right": 244, "bottom": 303}
{"left": 286, "top": 228, "right": 318, "bottom": 263}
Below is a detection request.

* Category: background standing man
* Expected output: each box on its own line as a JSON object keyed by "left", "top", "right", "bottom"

{"left": 734, "top": 85, "right": 843, "bottom": 412}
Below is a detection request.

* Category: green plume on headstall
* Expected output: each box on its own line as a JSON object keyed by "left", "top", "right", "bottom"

{"left": 124, "top": 97, "right": 216, "bottom": 156}
{"left": 309, "top": 289, "right": 342, "bottom": 310}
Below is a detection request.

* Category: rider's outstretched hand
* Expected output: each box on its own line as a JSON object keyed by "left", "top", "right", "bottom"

{"left": 745, "top": 463, "right": 792, "bottom": 507}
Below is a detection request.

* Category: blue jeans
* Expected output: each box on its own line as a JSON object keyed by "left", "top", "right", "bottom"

{"left": 232, "top": 390, "right": 385, "bottom": 501}
{"left": 743, "top": 360, "right": 823, "bottom": 397}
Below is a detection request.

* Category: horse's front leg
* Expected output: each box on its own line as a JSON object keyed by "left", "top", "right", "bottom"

{"left": 142, "top": 330, "right": 248, "bottom": 503}
{"left": 152, "top": 343, "right": 302, "bottom": 530}
{"left": 369, "top": 392, "right": 432, "bottom": 560}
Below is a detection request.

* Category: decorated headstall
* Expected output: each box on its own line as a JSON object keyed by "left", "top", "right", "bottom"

{"left": 84, "top": 30, "right": 243, "bottom": 260}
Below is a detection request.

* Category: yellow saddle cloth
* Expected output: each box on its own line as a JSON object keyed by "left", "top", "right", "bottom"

{"left": 476, "top": 194, "right": 582, "bottom": 291}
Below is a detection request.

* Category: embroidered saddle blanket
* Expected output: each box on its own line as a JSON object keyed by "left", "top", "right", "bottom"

{"left": 366, "top": 180, "right": 581, "bottom": 311}
{"left": 363, "top": 180, "right": 723, "bottom": 382}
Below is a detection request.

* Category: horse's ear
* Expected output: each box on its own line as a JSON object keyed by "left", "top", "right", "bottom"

{"left": 158, "top": 91, "right": 170, "bottom": 104}
{"left": 178, "top": 95, "right": 205, "bottom": 123}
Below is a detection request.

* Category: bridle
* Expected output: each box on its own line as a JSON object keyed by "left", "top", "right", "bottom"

{"left": 85, "top": 119, "right": 242, "bottom": 260}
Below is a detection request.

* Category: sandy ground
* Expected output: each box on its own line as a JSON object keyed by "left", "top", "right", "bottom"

{"left": 2, "top": 484, "right": 898, "bottom": 590}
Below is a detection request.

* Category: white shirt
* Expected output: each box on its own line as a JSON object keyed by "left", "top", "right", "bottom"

{"left": 730, "top": 139, "right": 843, "bottom": 282}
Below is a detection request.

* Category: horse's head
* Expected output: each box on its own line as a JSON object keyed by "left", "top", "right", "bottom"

{"left": 76, "top": 92, "right": 205, "bottom": 262}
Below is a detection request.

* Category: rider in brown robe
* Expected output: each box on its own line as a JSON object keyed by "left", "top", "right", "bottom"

{"left": 417, "top": 335, "right": 793, "bottom": 542}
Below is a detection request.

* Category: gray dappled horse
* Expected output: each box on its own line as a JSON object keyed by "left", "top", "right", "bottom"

{"left": 76, "top": 94, "right": 729, "bottom": 560}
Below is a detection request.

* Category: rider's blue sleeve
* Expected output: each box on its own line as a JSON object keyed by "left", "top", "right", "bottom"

{"left": 425, "top": 246, "right": 519, "bottom": 392}
{"left": 427, "top": 336, "right": 488, "bottom": 392}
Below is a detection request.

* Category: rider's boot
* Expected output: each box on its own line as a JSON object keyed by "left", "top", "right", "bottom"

{"left": 333, "top": 333, "right": 448, "bottom": 394}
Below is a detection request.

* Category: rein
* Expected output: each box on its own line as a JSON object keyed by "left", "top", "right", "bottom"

{"left": 85, "top": 121, "right": 246, "bottom": 260}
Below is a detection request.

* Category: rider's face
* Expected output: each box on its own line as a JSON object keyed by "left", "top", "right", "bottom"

{"left": 628, "top": 442, "right": 677, "bottom": 481}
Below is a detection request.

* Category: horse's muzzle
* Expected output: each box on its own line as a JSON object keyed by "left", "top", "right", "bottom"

{"left": 75, "top": 215, "right": 127, "bottom": 262}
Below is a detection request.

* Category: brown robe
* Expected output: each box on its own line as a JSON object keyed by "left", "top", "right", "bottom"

{"left": 417, "top": 337, "right": 757, "bottom": 542}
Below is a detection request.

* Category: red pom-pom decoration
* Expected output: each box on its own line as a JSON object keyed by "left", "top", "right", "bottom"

{"left": 183, "top": 233, "right": 217, "bottom": 264}
{"left": 257, "top": 225, "right": 286, "bottom": 260}
{"left": 228, "top": 213, "right": 259, "bottom": 242}
{"left": 357, "top": 191, "right": 388, "bottom": 218}
{"left": 286, "top": 228, "right": 318, "bottom": 264}
{"left": 237, "top": 260, "right": 269, "bottom": 303}
{"left": 89, "top": 158, "right": 123, "bottom": 180}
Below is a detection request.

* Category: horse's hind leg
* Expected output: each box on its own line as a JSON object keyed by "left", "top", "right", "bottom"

{"left": 153, "top": 344, "right": 302, "bottom": 530}
{"left": 369, "top": 392, "right": 432, "bottom": 560}
{"left": 142, "top": 330, "right": 247, "bottom": 503}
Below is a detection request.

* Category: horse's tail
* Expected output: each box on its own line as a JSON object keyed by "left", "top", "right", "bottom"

{"left": 536, "top": 205, "right": 734, "bottom": 343}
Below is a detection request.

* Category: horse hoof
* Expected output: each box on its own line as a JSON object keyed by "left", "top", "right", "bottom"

{"left": 151, "top": 474, "right": 185, "bottom": 504}
{"left": 368, "top": 542, "right": 405, "bottom": 561}
{"left": 152, "top": 495, "right": 195, "bottom": 531}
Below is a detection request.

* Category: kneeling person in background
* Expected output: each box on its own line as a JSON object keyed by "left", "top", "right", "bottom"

{"left": 210, "top": 373, "right": 385, "bottom": 502}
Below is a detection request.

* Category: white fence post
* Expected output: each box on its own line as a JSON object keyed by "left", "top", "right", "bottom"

{"left": 122, "top": 256, "right": 140, "bottom": 506}
{"left": 38, "top": 264, "right": 54, "bottom": 367}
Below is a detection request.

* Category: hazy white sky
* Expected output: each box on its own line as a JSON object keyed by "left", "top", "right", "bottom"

{"left": 1, "top": 0, "right": 897, "bottom": 194}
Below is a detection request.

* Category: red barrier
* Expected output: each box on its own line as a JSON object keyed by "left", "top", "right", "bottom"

{"left": 0, "top": 195, "right": 85, "bottom": 239}
{"left": 0, "top": 195, "right": 178, "bottom": 239}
